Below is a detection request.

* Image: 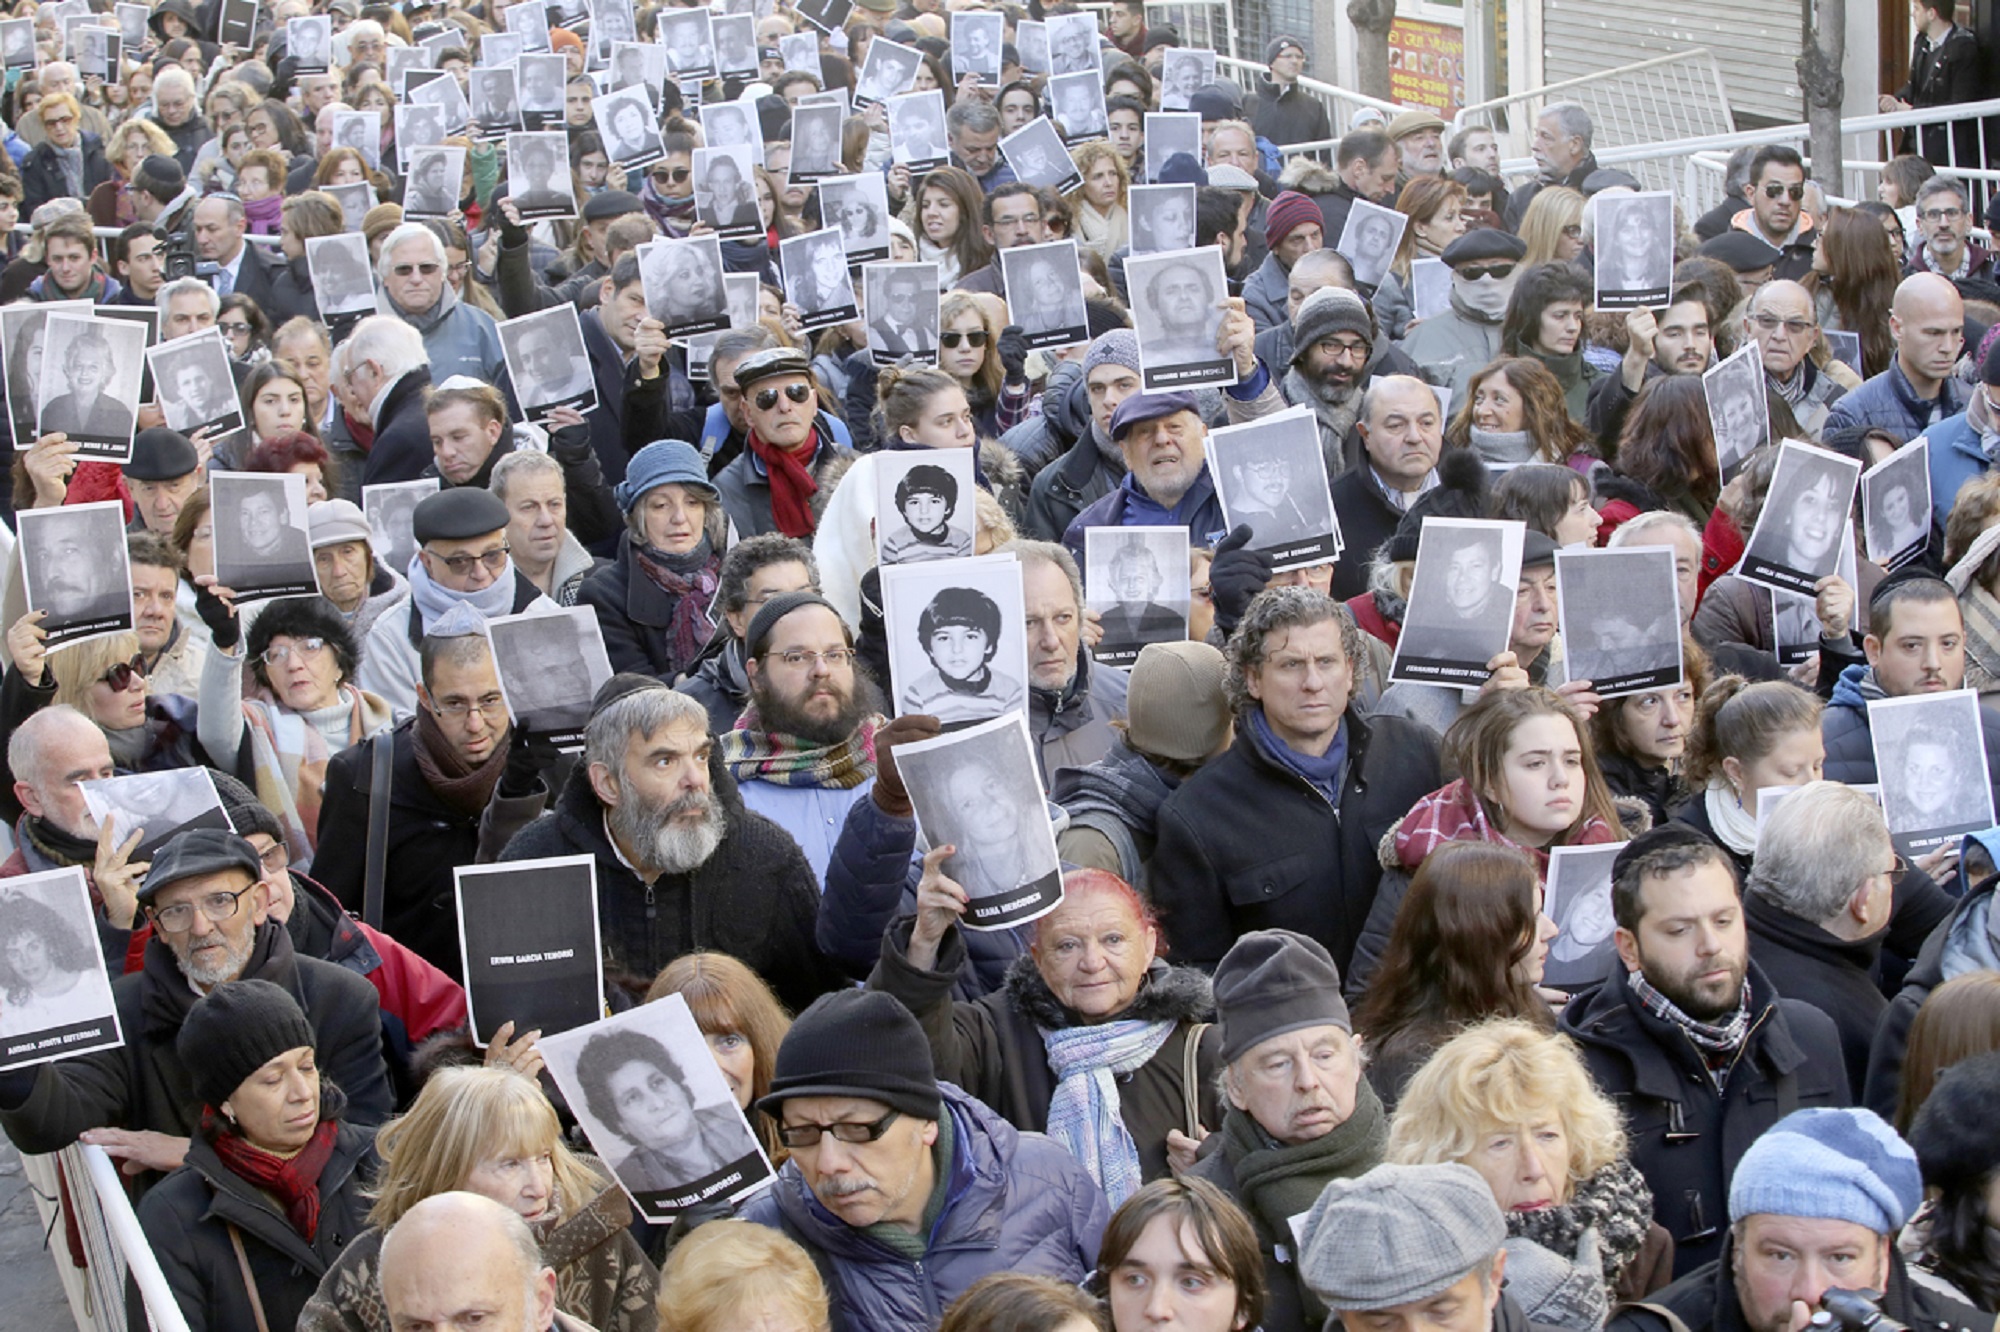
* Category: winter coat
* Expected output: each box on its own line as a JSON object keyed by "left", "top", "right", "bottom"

{"left": 1003, "top": 358, "right": 1089, "bottom": 479}
{"left": 1251, "top": 79, "right": 1331, "bottom": 149}
{"left": 575, "top": 537, "right": 716, "bottom": 681}
{"left": 1924, "top": 408, "right": 1983, "bottom": 531}
{"left": 1328, "top": 468, "right": 1407, "bottom": 601}
{"left": 1401, "top": 296, "right": 1506, "bottom": 402}
{"left": 360, "top": 367, "right": 438, "bottom": 486}
{"left": 741, "top": 1082, "right": 1107, "bottom": 1332}
{"left": 1241, "top": 251, "right": 1291, "bottom": 332}
{"left": 136, "top": 1119, "right": 377, "bottom": 1332}
{"left": 676, "top": 638, "right": 750, "bottom": 735}
{"left": 1062, "top": 470, "right": 1229, "bottom": 567}
{"left": 21, "top": 133, "right": 115, "bottom": 215}
{"left": 871, "top": 928, "right": 1221, "bottom": 1183}
{"left": 1743, "top": 891, "right": 1886, "bottom": 1099}
{"left": 1558, "top": 959, "right": 1850, "bottom": 1277}
{"left": 311, "top": 720, "right": 553, "bottom": 979}
{"left": 713, "top": 431, "right": 851, "bottom": 540}
{"left": 0, "top": 924, "right": 394, "bottom": 1158}
{"left": 298, "top": 1157, "right": 659, "bottom": 1332}
{"left": 1504, "top": 153, "right": 1600, "bottom": 233}
{"left": 1608, "top": 1240, "right": 1988, "bottom": 1332}
{"left": 358, "top": 571, "right": 551, "bottom": 720}
{"left": 1149, "top": 709, "right": 1442, "bottom": 975}
{"left": 1022, "top": 403, "right": 1121, "bottom": 544}
{"left": 1690, "top": 571, "right": 1874, "bottom": 688}
{"left": 379, "top": 284, "right": 519, "bottom": 416}
{"left": 1049, "top": 739, "right": 1179, "bottom": 887}
{"left": 1028, "top": 652, "right": 1129, "bottom": 783}
{"left": 1821, "top": 662, "right": 2000, "bottom": 789}
{"left": 1823, "top": 359, "right": 1973, "bottom": 443}
{"left": 1862, "top": 873, "right": 1995, "bottom": 1119}
{"left": 499, "top": 750, "right": 848, "bottom": 1011}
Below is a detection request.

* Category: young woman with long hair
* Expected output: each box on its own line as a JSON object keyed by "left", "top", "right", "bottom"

{"left": 1612, "top": 375, "right": 1723, "bottom": 524}
{"left": 937, "top": 292, "right": 1033, "bottom": 438}
{"left": 1809, "top": 205, "right": 1899, "bottom": 378}
{"left": 1517, "top": 186, "right": 1586, "bottom": 268}
{"left": 913, "top": 166, "right": 993, "bottom": 291}
{"left": 1070, "top": 141, "right": 1130, "bottom": 262}
{"left": 1499, "top": 261, "right": 1601, "bottom": 423}
{"left": 1673, "top": 674, "right": 1822, "bottom": 874}
{"left": 1444, "top": 356, "right": 1592, "bottom": 468}
{"left": 1372, "top": 176, "right": 1468, "bottom": 340}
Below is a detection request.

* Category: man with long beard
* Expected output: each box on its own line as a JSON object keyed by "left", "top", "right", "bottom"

{"left": 499, "top": 680, "right": 849, "bottom": 1010}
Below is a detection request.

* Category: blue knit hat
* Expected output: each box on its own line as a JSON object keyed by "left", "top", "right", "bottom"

{"left": 1727, "top": 1108, "right": 1922, "bottom": 1234}
{"left": 614, "top": 439, "right": 719, "bottom": 512}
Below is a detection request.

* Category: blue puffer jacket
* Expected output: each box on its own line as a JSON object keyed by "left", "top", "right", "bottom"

{"left": 1925, "top": 408, "right": 1984, "bottom": 530}
{"left": 1823, "top": 661, "right": 2000, "bottom": 789}
{"left": 741, "top": 1082, "right": 1107, "bottom": 1332}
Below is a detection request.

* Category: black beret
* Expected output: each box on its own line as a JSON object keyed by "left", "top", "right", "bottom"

{"left": 412, "top": 487, "right": 510, "bottom": 544}
{"left": 1440, "top": 228, "right": 1527, "bottom": 266}
{"left": 126, "top": 427, "right": 199, "bottom": 481}
{"left": 1696, "top": 230, "right": 1784, "bottom": 273}
{"left": 582, "top": 189, "right": 644, "bottom": 223}
{"left": 139, "top": 827, "right": 263, "bottom": 903}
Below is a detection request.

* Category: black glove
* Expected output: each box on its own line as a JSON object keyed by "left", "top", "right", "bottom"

{"left": 546, "top": 420, "right": 591, "bottom": 459}
{"left": 492, "top": 193, "right": 530, "bottom": 246}
{"left": 500, "top": 730, "right": 557, "bottom": 798}
{"left": 997, "top": 324, "right": 1030, "bottom": 382}
{"left": 194, "top": 583, "right": 241, "bottom": 652}
{"left": 1208, "top": 525, "right": 1275, "bottom": 636}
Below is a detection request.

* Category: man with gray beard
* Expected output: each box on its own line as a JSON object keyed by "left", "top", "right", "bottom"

{"left": 0, "top": 828, "right": 393, "bottom": 1178}
{"left": 499, "top": 679, "right": 849, "bottom": 1011}
{"left": 1279, "top": 286, "right": 1381, "bottom": 476}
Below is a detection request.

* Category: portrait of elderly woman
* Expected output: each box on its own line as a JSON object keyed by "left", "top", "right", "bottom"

{"left": 1388, "top": 1019, "right": 1675, "bottom": 1318}
{"left": 574, "top": 1027, "right": 760, "bottom": 1195}
{"left": 0, "top": 889, "right": 116, "bottom": 1041}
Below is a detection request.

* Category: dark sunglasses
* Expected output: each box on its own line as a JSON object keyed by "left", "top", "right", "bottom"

{"left": 652, "top": 166, "right": 691, "bottom": 184}
{"left": 1761, "top": 182, "right": 1806, "bottom": 201}
{"left": 99, "top": 654, "right": 146, "bottom": 691}
{"left": 1458, "top": 261, "right": 1516, "bottom": 281}
{"left": 755, "top": 382, "right": 815, "bottom": 411}
{"left": 940, "top": 329, "right": 989, "bottom": 348}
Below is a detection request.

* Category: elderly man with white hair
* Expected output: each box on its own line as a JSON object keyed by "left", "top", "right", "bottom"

{"left": 376, "top": 221, "right": 519, "bottom": 417}
{"left": 18, "top": 62, "right": 112, "bottom": 145}
{"left": 144, "top": 66, "right": 209, "bottom": 169}
{"left": 378, "top": 1192, "right": 586, "bottom": 1332}
{"left": 341, "top": 314, "right": 437, "bottom": 483}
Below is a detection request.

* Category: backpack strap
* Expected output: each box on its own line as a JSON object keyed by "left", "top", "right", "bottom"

{"left": 1181, "top": 1022, "right": 1212, "bottom": 1139}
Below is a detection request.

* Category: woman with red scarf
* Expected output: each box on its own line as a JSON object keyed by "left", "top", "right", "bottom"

{"left": 136, "top": 979, "right": 378, "bottom": 1332}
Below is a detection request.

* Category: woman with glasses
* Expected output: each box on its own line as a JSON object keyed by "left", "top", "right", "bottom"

{"left": 638, "top": 121, "right": 700, "bottom": 239}
{"left": 220, "top": 293, "right": 273, "bottom": 365}
{"left": 196, "top": 593, "right": 394, "bottom": 867}
{"left": 0, "top": 621, "right": 206, "bottom": 788}
{"left": 245, "top": 97, "right": 315, "bottom": 177}
{"left": 1807, "top": 206, "right": 1899, "bottom": 379}
{"left": 86, "top": 117, "right": 174, "bottom": 228}
{"left": 935, "top": 292, "right": 1033, "bottom": 439}
{"left": 579, "top": 439, "right": 728, "bottom": 680}
{"left": 1516, "top": 186, "right": 1586, "bottom": 269}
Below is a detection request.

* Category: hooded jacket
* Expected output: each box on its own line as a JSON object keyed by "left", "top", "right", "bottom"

{"left": 379, "top": 283, "right": 519, "bottom": 417}
{"left": 575, "top": 536, "right": 715, "bottom": 680}
{"left": 676, "top": 638, "right": 751, "bottom": 735}
{"left": 360, "top": 366, "right": 438, "bottom": 486}
{"left": 1822, "top": 662, "right": 2000, "bottom": 789}
{"left": 740, "top": 1082, "right": 1107, "bottom": 1332}
{"left": 1048, "top": 739, "right": 1179, "bottom": 886}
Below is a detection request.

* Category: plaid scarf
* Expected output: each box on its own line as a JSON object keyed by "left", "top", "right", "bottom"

{"left": 204, "top": 1108, "right": 341, "bottom": 1239}
{"left": 1627, "top": 968, "right": 1751, "bottom": 1087}
{"left": 718, "top": 704, "right": 880, "bottom": 788}
{"left": 241, "top": 685, "right": 394, "bottom": 865}
{"left": 1392, "top": 778, "right": 1619, "bottom": 877}
{"left": 1040, "top": 1018, "right": 1176, "bottom": 1207}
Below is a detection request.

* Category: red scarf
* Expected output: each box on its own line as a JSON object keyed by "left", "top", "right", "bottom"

{"left": 1392, "top": 778, "right": 1619, "bottom": 878}
{"left": 746, "top": 427, "right": 821, "bottom": 537}
{"left": 205, "top": 1109, "right": 340, "bottom": 1240}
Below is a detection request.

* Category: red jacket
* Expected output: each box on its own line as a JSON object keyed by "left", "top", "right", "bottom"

{"left": 1346, "top": 591, "right": 1400, "bottom": 649}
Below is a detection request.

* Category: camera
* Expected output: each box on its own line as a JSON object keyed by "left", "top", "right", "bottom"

{"left": 154, "top": 225, "right": 219, "bottom": 285}
{"left": 1810, "top": 1289, "right": 1909, "bottom": 1332}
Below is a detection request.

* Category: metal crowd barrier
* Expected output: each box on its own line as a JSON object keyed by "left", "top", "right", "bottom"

{"left": 20, "top": 1145, "right": 190, "bottom": 1332}
{"left": 1455, "top": 48, "right": 1737, "bottom": 175}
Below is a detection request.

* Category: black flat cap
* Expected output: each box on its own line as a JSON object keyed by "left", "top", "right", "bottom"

{"left": 1441, "top": 229, "right": 1528, "bottom": 266}
{"left": 1697, "top": 230, "right": 1784, "bottom": 273}
{"left": 733, "top": 346, "right": 814, "bottom": 391}
{"left": 412, "top": 487, "right": 510, "bottom": 543}
{"left": 582, "top": 189, "right": 643, "bottom": 222}
{"left": 139, "top": 827, "right": 264, "bottom": 903}
{"left": 126, "top": 427, "right": 199, "bottom": 481}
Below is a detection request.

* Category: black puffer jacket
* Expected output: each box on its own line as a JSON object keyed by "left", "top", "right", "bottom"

{"left": 1608, "top": 1238, "right": 1987, "bottom": 1332}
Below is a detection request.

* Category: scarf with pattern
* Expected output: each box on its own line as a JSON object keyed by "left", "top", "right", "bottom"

{"left": 1627, "top": 967, "right": 1751, "bottom": 1085}
{"left": 1392, "top": 778, "right": 1619, "bottom": 878}
{"left": 1507, "top": 1157, "right": 1656, "bottom": 1289}
{"left": 718, "top": 704, "right": 880, "bottom": 788}
{"left": 1041, "top": 1018, "right": 1176, "bottom": 1207}
{"left": 633, "top": 539, "right": 722, "bottom": 671}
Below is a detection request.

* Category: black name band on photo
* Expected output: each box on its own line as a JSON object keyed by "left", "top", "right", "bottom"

{"left": 44, "top": 612, "right": 132, "bottom": 639}
{"left": 965, "top": 870, "right": 1063, "bottom": 928}
{"left": 1146, "top": 360, "right": 1232, "bottom": 388}
{"left": 228, "top": 576, "right": 320, "bottom": 600}
{"left": 1741, "top": 557, "right": 1820, "bottom": 597}
{"left": 528, "top": 389, "right": 597, "bottom": 420}
{"left": 799, "top": 302, "right": 859, "bottom": 331}
{"left": 1261, "top": 536, "right": 1338, "bottom": 567}
{"left": 1396, "top": 659, "right": 1496, "bottom": 685}
{"left": 633, "top": 1152, "right": 766, "bottom": 1212}
{"left": 1596, "top": 285, "right": 1669, "bottom": 311}
{"left": 1, "top": 1018, "right": 114, "bottom": 1064}
{"left": 1584, "top": 666, "right": 1684, "bottom": 698}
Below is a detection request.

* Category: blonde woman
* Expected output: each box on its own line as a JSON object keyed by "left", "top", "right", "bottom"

{"left": 0, "top": 617, "right": 205, "bottom": 776}
{"left": 299, "top": 1066, "right": 660, "bottom": 1332}
{"left": 89, "top": 117, "right": 175, "bottom": 227}
{"left": 1070, "top": 141, "right": 1130, "bottom": 262}
{"left": 1387, "top": 1019, "right": 1673, "bottom": 1312}
{"left": 1518, "top": 186, "right": 1586, "bottom": 268}
{"left": 657, "top": 1220, "right": 830, "bottom": 1332}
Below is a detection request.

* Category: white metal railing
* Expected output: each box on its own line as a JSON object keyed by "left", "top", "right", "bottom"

{"left": 23, "top": 1145, "right": 190, "bottom": 1332}
{"left": 1214, "top": 54, "right": 1401, "bottom": 159}
{"left": 1456, "top": 48, "right": 1736, "bottom": 172}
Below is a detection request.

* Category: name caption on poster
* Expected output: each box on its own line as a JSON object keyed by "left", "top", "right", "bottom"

{"left": 488, "top": 948, "right": 578, "bottom": 965}
{"left": 6, "top": 1024, "right": 106, "bottom": 1057}
{"left": 666, "top": 1169, "right": 745, "bottom": 1209}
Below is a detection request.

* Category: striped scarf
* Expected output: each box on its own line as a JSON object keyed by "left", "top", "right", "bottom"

{"left": 241, "top": 684, "right": 394, "bottom": 867}
{"left": 1627, "top": 968, "right": 1750, "bottom": 1089}
{"left": 1040, "top": 1018, "right": 1176, "bottom": 1206}
{"left": 717, "top": 706, "right": 880, "bottom": 788}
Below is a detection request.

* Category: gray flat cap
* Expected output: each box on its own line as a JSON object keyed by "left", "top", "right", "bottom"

{"left": 1298, "top": 1162, "right": 1507, "bottom": 1311}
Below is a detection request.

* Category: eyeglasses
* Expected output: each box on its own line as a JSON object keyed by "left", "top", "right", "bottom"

{"left": 754, "top": 382, "right": 815, "bottom": 411}
{"left": 259, "top": 637, "right": 329, "bottom": 667}
{"left": 256, "top": 840, "right": 290, "bottom": 875}
{"left": 43, "top": 114, "right": 75, "bottom": 129}
{"left": 1458, "top": 262, "right": 1516, "bottom": 281}
{"left": 1560, "top": 224, "right": 1583, "bottom": 240}
{"left": 1761, "top": 182, "right": 1807, "bottom": 201}
{"left": 1750, "top": 313, "right": 1814, "bottom": 336}
{"left": 1317, "top": 337, "right": 1370, "bottom": 360}
{"left": 1920, "top": 206, "right": 1966, "bottom": 223}
{"left": 219, "top": 320, "right": 252, "bottom": 336}
{"left": 651, "top": 166, "right": 691, "bottom": 184}
{"left": 150, "top": 883, "right": 257, "bottom": 934}
{"left": 392, "top": 262, "right": 442, "bottom": 278}
{"left": 447, "top": 261, "right": 471, "bottom": 281}
{"left": 98, "top": 655, "right": 146, "bottom": 691}
{"left": 1883, "top": 854, "right": 1910, "bottom": 880}
{"left": 769, "top": 647, "right": 854, "bottom": 670}
{"left": 777, "top": 1108, "right": 902, "bottom": 1149}
{"left": 431, "top": 692, "right": 509, "bottom": 720}
{"left": 939, "top": 329, "right": 989, "bottom": 349}
{"left": 426, "top": 544, "right": 512, "bottom": 576}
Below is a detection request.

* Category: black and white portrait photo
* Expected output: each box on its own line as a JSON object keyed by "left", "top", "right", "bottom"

{"left": 1391, "top": 517, "right": 1527, "bottom": 687}
{"left": 0, "top": 867, "right": 123, "bottom": 1072}
{"left": 1045, "top": 11, "right": 1099, "bottom": 75}
{"left": 1016, "top": 19, "right": 1049, "bottom": 73}
{"left": 1703, "top": 343, "right": 1767, "bottom": 480}
{"left": 853, "top": 34, "right": 921, "bottom": 108}
{"left": 36, "top": 314, "right": 144, "bottom": 462}
{"left": 639, "top": 234, "right": 731, "bottom": 339}
{"left": 1085, "top": 526, "right": 1192, "bottom": 667}
{"left": 504, "top": 0, "right": 551, "bottom": 51}
{"left": 287, "top": 14, "right": 332, "bottom": 72}
{"left": 1555, "top": 547, "right": 1684, "bottom": 696}
{"left": 1141, "top": 112, "right": 1200, "bottom": 187}
{"left": 324, "top": 182, "right": 376, "bottom": 232}
{"left": 780, "top": 228, "right": 860, "bottom": 331}
{"left": 408, "top": 63, "right": 472, "bottom": 135}
{"left": 1158, "top": 47, "right": 1214, "bottom": 111}
{"left": 15, "top": 502, "right": 132, "bottom": 646}
{"left": 1410, "top": 256, "right": 1452, "bottom": 321}
{"left": 116, "top": 3, "right": 147, "bottom": 49}
{"left": 1127, "top": 247, "right": 1234, "bottom": 390}
{"left": 888, "top": 90, "right": 949, "bottom": 171}
{"left": 713, "top": 13, "right": 756, "bottom": 77}
{"left": 386, "top": 46, "right": 428, "bottom": 97}
{"left": 660, "top": 8, "right": 718, "bottom": 80}
{"left": 470, "top": 65, "right": 523, "bottom": 139}
{"left": 148, "top": 328, "right": 246, "bottom": 436}
{"left": 1001, "top": 240, "right": 1089, "bottom": 351}
{"left": 395, "top": 103, "right": 447, "bottom": 151}
{"left": 687, "top": 274, "right": 761, "bottom": 383}
{"left": 303, "top": 233, "right": 378, "bottom": 317}
{"left": 479, "top": 31, "right": 525, "bottom": 69}
{"left": 518, "top": 54, "right": 567, "bottom": 127}
{"left": 1208, "top": 407, "right": 1340, "bottom": 569}
{"left": 609, "top": 41, "right": 661, "bottom": 103}
{"left": 593, "top": 85, "right": 664, "bottom": 169}
{"left": 865, "top": 262, "right": 940, "bottom": 366}
{"left": 1825, "top": 329, "right": 1864, "bottom": 375}
{"left": 499, "top": 305, "right": 598, "bottom": 424}
{"left": 1129, "top": 184, "right": 1196, "bottom": 256}
{"left": 331, "top": 109, "right": 382, "bottom": 170}
{"left": 70, "top": 26, "right": 115, "bottom": 82}
{"left": 882, "top": 553, "right": 1029, "bottom": 726}
{"left": 820, "top": 172, "right": 891, "bottom": 265}
{"left": 0, "top": 295, "right": 81, "bottom": 451}
{"left": 591, "top": 0, "right": 636, "bottom": 52}
{"left": 1863, "top": 436, "right": 1931, "bottom": 569}
{"left": 1739, "top": 439, "right": 1862, "bottom": 597}
{"left": 693, "top": 144, "right": 762, "bottom": 240}
{"left": 1592, "top": 190, "right": 1676, "bottom": 311}
{"left": 364, "top": 479, "right": 439, "bottom": 578}
{"left": 1868, "top": 690, "right": 1997, "bottom": 857}
{"left": 454, "top": 854, "right": 605, "bottom": 1044}
{"left": 539, "top": 994, "right": 773, "bottom": 1223}
{"left": 487, "top": 606, "right": 613, "bottom": 748}
{"left": 1047, "top": 70, "right": 1107, "bottom": 145}
{"left": 794, "top": 0, "right": 853, "bottom": 35}
{"left": 951, "top": 11, "right": 1003, "bottom": 84}
{"left": 780, "top": 30, "right": 819, "bottom": 73}
{"left": 404, "top": 144, "right": 467, "bottom": 219}
{"left": 697, "top": 100, "right": 761, "bottom": 157}
{"left": 1000, "top": 117, "right": 1082, "bottom": 195}
{"left": 506, "top": 130, "right": 576, "bottom": 221}
{"left": 1335, "top": 199, "right": 1407, "bottom": 291}
{"left": 211, "top": 472, "right": 316, "bottom": 603}
{"left": 1540, "top": 843, "right": 1627, "bottom": 989}
{"left": 79, "top": 769, "right": 231, "bottom": 863}
{"left": 894, "top": 712, "right": 1064, "bottom": 928}
{"left": 0, "top": 19, "right": 36, "bottom": 69}
{"left": 875, "top": 449, "right": 977, "bottom": 566}
{"left": 788, "top": 102, "right": 845, "bottom": 183}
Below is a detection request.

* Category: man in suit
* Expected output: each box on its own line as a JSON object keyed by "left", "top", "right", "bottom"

{"left": 870, "top": 269, "right": 933, "bottom": 357}
{"left": 41, "top": 325, "right": 134, "bottom": 442}
{"left": 192, "top": 196, "right": 306, "bottom": 323}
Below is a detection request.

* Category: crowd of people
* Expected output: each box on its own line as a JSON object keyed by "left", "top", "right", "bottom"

{"left": 5, "top": 3, "right": 2000, "bottom": 1332}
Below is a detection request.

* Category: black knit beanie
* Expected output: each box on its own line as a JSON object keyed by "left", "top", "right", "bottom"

{"left": 177, "top": 979, "right": 316, "bottom": 1110}
{"left": 757, "top": 989, "right": 943, "bottom": 1121}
